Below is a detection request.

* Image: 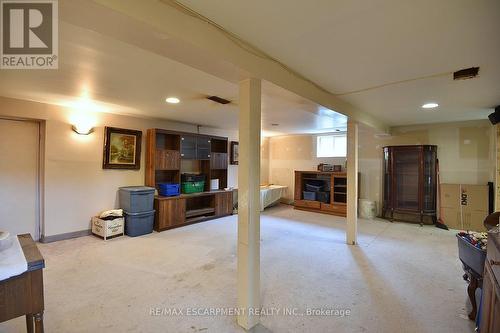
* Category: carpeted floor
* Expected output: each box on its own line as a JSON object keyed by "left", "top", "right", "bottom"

{"left": 0, "top": 204, "right": 474, "bottom": 333}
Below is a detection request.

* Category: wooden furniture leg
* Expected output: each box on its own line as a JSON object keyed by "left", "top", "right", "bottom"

{"left": 467, "top": 275, "right": 478, "bottom": 320}
{"left": 26, "top": 314, "right": 34, "bottom": 333}
{"left": 34, "top": 312, "right": 44, "bottom": 333}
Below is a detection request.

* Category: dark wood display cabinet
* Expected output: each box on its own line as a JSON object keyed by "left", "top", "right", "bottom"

{"left": 146, "top": 129, "right": 233, "bottom": 231}
{"left": 382, "top": 145, "right": 437, "bottom": 224}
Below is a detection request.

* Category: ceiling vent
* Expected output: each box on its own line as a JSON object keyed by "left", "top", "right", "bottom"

{"left": 453, "top": 67, "right": 480, "bottom": 80}
{"left": 207, "top": 95, "right": 231, "bottom": 104}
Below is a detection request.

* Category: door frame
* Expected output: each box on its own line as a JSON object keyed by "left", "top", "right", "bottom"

{"left": 0, "top": 116, "right": 45, "bottom": 241}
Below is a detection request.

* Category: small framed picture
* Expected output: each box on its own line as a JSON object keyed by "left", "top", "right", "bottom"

{"left": 230, "top": 141, "right": 239, "bottom": 165}
{"left": 103, "top": 127, "right": 142, "bottom": 169}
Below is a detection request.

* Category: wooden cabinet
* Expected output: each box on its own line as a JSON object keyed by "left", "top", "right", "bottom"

{"left": 145, "top": 129, "right": 229, "bottom": 190}
{"left": 154, "top": 190, "right": 233, "bottom": 231}
{"left": 321, "top": 202, "right": 347, "bottom": 215}
{"left": 211, "top": 153, "right": 228, "bottom": 170}
{"left": 382, "top": 145, "right": 437, "bottom": 224}
{"left": 293, "top": 171, "right": 349, "bottom": 217}
{"left": 146, "top": 129, "right": 231, "bottom": 231}
{"left": 154, "top": 198, "right": 186, "bottom": 231}
{"left": 215, "top": 191, "right": 233, "bottom": 216}
{"left": 479, "top": 231, "right": 500, "bottom": 333}
{"left": 295, "top": 199, "right": 321, "bottom": 210}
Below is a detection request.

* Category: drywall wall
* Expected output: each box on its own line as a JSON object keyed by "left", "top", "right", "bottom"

{"left": 358, "top": 120, "right": 495, "bottom": 213}
{"left": 260, "top": 137, "right": 270, "bottom": 184}
{"left": 268, "top": 120, "right": 495, "bottom": 211}
{"left": 268, "top": 135, "right": 345, "bottom": 202}
{"left": 0, "top": 96, "right": 239, "bottom": 238}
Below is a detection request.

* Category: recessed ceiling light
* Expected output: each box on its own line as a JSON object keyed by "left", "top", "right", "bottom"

{"left": 165, "top": 97, "right": 180, "bottom": 104}
{"left": 422, "top": 102, "right": 439, "bottom": 109}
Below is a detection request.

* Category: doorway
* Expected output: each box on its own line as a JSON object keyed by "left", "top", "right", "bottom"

{"left": 0, "top": 118, "right": 42, "bottom": 240}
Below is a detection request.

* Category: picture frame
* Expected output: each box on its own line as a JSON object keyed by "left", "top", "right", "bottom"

{"left": 102, "top": 127, "right": 142, "bottom": 169}
{"left": 230, "top": 141, "right": 239, "bottom": 165}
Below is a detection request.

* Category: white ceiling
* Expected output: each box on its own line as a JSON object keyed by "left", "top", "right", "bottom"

{"left": 0, "top": 2, "right": 348, "bottom": 136}
{"left": 177, "top": 0, "right": 500, "bottom": 126}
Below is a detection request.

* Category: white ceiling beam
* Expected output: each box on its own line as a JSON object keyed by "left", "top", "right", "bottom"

{"left": 93, "top": 0, "right": 389, "bottom": 133}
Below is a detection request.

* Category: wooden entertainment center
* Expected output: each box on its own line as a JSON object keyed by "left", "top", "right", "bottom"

{"left": 145, "top": 129, "right": 233, "bottom": 231}
{"left": 294, "top": 170, "right": 348, "bottom": 217}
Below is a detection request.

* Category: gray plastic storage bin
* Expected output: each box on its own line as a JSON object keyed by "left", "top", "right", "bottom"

{"left": 456, "top": 234, "right": 486, "bottom": 276}
{"left": 124, "top": 210, "right": 155, "bottom": 237}
{"left": 119, "top": 186, "right": 155, "bottom": 213}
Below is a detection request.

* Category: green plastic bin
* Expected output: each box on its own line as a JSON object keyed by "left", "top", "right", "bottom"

{"left": 181, "top": 181, "right": 205, "bottom": 194}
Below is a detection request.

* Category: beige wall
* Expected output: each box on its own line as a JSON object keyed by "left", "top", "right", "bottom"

{"left": 268, "top": 134, "right": 345, "bottom": 202}
{"left": 359, "top": 120, "right": 495, "bottom": 213}
{"left": 260, "top": 137, "right": 270, "bottom": 184}
{"left": 0, "top": 96, "right": 239, "bottom": 237}
{"left": 266, "top": 120, "right": 495, "bottom": 211}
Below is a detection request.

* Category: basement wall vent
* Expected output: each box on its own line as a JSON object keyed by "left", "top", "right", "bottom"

{"left": 453, "top": 67, "right": 480, "bottom": 80}
{"left": 207, "top": 96, "right": 231, "bottom": 104}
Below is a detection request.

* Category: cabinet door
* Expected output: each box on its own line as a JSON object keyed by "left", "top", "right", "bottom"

{"left": 383, "top": 147, "right": 391, "bottom": 210}
{"left": 155, "top": 149, "right": 180, "bottom": 170}
{"left": 215, "top": 192, "right": 233, "bottom": 216}
{"left": 197, "top": 137, "right": 211, "bottom": 160}
{"left": 155, "top": 198, "right": 186, "bottom": 230}
{"left": 211, "top": 152, "right": 228, "bottom": 169}
{"left": 393, "top": 147, "right": 420, "bottom": 211}
{"left": 480, "top": 263, "right": 500, "bottom": 333}
{"left": 422, "top": 146, "right": 437, "bottom": 212}
{"left": 180, "top": 135, "right": 197, "bottom": 159}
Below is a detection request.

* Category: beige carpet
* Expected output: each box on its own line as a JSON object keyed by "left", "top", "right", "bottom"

{"left": 1, "top": 205, "right": 474, "bottom": 333}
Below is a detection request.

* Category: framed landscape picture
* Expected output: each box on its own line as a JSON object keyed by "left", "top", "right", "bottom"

{"left": 230, "top": 141, "right": 239, "bottom": 165}
{"left": 103, "top": 127, "right": 142, "bottom": 169}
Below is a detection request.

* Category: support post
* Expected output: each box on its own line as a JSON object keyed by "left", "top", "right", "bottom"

{"left": 346, "top": 120, "right": 358, "bottom": 245}
{"left": 237, "top": 78, "right": 261, "bottom": 329}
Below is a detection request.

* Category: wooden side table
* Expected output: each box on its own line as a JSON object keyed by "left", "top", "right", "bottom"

{"left": 0, "top": 234, "right": 45, "bottom": 332}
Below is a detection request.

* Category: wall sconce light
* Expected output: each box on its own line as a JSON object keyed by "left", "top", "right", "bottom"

{"left": 72, "top": 124, "right": 94, "bottom": 135}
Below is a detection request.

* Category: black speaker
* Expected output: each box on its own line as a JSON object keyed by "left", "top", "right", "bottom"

{"left": 488, "top": 106, "right": 500, "bottom": 125}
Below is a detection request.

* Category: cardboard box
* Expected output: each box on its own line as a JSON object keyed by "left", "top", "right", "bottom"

{"left": 91, "top": 216, "right": 124, "bottom": 240}
{"left": 440, "top": 184, "right": 488, "bottom": 232}
{"left": 441, "top": 206, "right": 461, "bottom": 230}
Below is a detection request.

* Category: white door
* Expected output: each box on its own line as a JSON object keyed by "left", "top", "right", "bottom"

{"left": 0, "top": 119, "right": 40, "bottom": 240}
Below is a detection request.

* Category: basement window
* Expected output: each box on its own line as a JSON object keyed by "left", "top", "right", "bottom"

{"left": 316, "top": 134, "right": 347, "bottom": 158}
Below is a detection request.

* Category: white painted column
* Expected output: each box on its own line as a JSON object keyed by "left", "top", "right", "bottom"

{"left": 237, "top": 78, "right": 261, "bottom": 330}
{"left": 346, "top": 120, "right": 358, "bottom": 245}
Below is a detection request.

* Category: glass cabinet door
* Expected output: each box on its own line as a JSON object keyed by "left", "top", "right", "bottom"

{"left": 393, "top": 147, "right": 420, "bottom": 211}
{"left": 383, "top": 148, "right": 391, "bottom": 209}
{"left": 422, "top": 147, "right": 437, "bottom": 212}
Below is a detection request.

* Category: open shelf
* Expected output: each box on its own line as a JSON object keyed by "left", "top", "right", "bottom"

{"left": 186, "top": 207, "right": 215, "bottom": 218}
{"left": 211, "top": 138, "right": 228, "bottom": 153}
{"left": 155, "top": 170, "right": 180, "bottom": 184}
{"left": 156, "top": 133, "right": 180, "bottom": 150}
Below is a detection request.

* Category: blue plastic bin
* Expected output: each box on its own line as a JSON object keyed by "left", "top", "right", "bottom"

{"left": 158, "top": 183, "right": 180, "bottom": 197}
{"left": 303, "top": 191, "right": 317, "bottom": 201}
{"left": 124, "top": 210, "right": 155, "bottom": 237}
{"left": 119, "top": 186, "right": 155, "bottom": 213}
